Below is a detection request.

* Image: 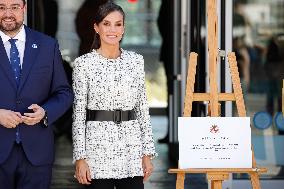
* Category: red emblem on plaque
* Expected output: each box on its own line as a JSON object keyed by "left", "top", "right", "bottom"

{"left": 210, "top": 124, "right": 219, "bottom": 133}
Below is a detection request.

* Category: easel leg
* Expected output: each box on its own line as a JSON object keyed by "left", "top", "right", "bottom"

{"left": 208, "top": 173, "right": 229, "bottom": 189}
{"left": 176, "top": 173, "right": 185, "bottom": 189}
{"left": 250, "top": 173, "right": 261, "bottom": 189}
{"left": 211, "top": 180, "right": 222, "bottom": 189}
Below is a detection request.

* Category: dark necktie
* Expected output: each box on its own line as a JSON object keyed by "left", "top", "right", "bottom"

{"left": 9, "top": 38, "right": 21, "bottom": 87}
{"left": 9, "top": 38, "right": 21, "bottom": 144}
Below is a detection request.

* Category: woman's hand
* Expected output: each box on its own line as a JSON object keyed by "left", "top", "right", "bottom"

{"left": 142, "top": 155, "right": 153, "bottom": 181}
{"left": 75, "top": 159, "right": 92, "bottom": 185}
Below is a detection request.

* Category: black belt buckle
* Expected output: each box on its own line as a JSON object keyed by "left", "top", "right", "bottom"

{"left": 113, "top": 109, "right": 122, "bottom": 124}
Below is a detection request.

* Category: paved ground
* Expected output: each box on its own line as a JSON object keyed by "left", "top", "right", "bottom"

{"left": 50, "top": 116, "right": 208, "bottom": 189}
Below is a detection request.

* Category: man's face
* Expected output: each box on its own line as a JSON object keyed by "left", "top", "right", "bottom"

{"left": 0, "top": 0, "right": 26, "bottom": 37}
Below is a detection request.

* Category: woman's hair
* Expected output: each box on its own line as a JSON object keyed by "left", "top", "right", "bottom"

{"left": 90, "top": 2, "right": 125, "bottom": 50}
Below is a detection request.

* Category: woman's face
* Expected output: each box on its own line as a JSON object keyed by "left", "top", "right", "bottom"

{"left": 95, "top": 11, "right": 124, "bottom": 48}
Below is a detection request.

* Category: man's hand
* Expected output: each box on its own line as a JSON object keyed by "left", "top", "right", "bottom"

{"left": 0, "top": 109, "right": 22, "bottom": 128}
{"left": 142, "top": 155, "right": 153, "bottom": 182}
{"left": 22, "top": 104, "right": 45, "bottom": 125}
{"left": 75, "top": 159, "right": 92, "bottom": 185}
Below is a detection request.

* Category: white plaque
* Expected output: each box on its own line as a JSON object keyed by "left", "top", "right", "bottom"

{"left": 178, "top": 117, "right": 252, "bottom": 169}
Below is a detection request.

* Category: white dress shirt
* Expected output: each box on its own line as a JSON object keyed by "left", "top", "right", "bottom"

{"left": 0, "top": 25, "right": 26, "bottom": 68}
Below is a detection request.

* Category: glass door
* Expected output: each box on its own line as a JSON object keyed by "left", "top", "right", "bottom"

{"left": 228, "top": 0, "right": 284, "bottom": 188}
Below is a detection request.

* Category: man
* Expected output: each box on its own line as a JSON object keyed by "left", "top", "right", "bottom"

{"left": 0, "top": 0, "right": 73, "bottom": 188}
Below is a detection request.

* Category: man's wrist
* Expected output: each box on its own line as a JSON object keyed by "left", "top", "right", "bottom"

{"left": 42, "top": 109, "right": 48, "bottom": 128}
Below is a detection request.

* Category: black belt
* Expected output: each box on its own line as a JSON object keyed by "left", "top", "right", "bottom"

{"left": 86, "top": 109, "right": 136, "bottom": 124}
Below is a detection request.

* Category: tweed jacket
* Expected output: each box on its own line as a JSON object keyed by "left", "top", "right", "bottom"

{"left": 72, "top": 49, "right": 156, "bottom": 179}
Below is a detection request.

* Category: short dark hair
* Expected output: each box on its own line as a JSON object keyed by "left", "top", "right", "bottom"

{"left": 90, "top": 2, "right": 125, "bottom": 50}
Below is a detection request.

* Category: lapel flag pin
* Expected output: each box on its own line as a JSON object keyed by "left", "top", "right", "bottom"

{"left": 32, "top": 44, "right": 38, "bottom": 48}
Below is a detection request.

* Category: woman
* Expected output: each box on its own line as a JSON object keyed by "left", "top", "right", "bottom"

{"left": 72, "top": 2, "right": 157, "bottom": 189}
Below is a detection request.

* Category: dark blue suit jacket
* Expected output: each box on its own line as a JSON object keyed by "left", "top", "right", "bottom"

{"left": 0, "top": 26, "right": 73, "bottom": 166}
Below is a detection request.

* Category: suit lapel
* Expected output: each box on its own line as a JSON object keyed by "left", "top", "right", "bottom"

{"left": 18, "top": 26, "right": 39, "bottom": 93}
{"left": 0, "top": 37, "right": 17, "bottom": 90}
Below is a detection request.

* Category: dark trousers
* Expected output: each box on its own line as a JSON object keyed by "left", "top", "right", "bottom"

{"left": 0, "top": 143, "right": 52, "bottom": 189}
{"left": 85, "top": 176, "right": 144, "bottom": 189}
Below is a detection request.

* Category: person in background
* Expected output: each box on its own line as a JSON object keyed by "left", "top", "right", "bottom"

{"left": 43, "top": 0, "right": 58, "bottom": 38}
{"left": 233, "top": 1, "right": 251, "bottom": 96}
{"left": 265, "top": 36, "right": 284, "bottom": 134}
{"left": 0, "top": 0, "right": 73, "bottom": 188}
{"left": 75, "top": 0, "right": 109, "bottom": 56}
{"left": 157, "top": 0, "right": 173, "bottom": 143}
{"left": 72, "top": 2, "right": 156, "bottom": 189}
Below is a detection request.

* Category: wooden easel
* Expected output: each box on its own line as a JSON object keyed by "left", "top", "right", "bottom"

{"left": 168, "top": 0, "right": 267, "bottom": 189}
